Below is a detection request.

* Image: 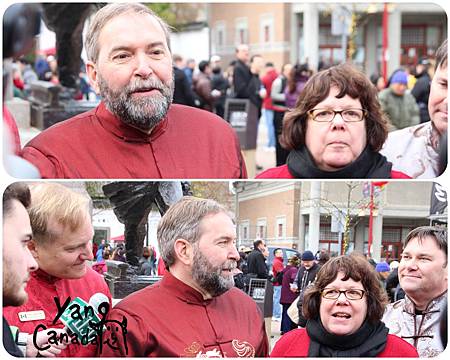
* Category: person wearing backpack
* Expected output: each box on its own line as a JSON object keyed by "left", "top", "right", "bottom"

{"left": 294, "top": 250, "right": 321, "bottom": 327}
{"left": 272, "top": 248, "right": 284, "bottom": 321}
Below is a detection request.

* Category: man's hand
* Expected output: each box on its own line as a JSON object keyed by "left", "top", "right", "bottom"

{"left": 27, "top": 328, "right": 68, "bottom": 357}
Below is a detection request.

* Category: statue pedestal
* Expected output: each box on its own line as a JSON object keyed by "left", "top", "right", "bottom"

{"left": 104, "top": 260, "right": 161, "bottom": 299}
{"left": 28, "top": 80, "right": 98, "bottom": 129}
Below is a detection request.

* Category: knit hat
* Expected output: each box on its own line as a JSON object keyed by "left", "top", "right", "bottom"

{"left": 390, "top": 71, "right": 408, "bottom": 85}
{"left": 375, "top": 261, "right": 390, "bottom": 273}
{"left": 301, "top": 250, "right": 315, "bottom": 261}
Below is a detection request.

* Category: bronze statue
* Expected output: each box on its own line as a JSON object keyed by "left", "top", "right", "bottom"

{"left": 102, "top": 182, "right": 191, "bottom": 267}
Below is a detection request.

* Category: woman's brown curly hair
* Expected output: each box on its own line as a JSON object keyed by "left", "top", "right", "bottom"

{"left": 281, "top": 63, "right": 389, "bottom": 152}
{"left": 302, "top": 254, "right": 389, "bottom": 324}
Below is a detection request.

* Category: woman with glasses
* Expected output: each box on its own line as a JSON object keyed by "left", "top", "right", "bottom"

{"left": 257, "top": 64, "right": 410, "bottom": 179}
{"left": 271, "top": 254, "right": 418, "bottom": 357}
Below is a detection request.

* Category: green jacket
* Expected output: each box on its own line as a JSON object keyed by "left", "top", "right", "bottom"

{"left": 379, "top": 88, "right": 420, "bottom": 130}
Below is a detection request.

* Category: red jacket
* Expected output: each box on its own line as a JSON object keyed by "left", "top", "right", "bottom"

{"left": 22, "top": 102, "right": 247, "bottom": 179}
{"left": 272, "top": 256, "right": 284, "bottom": 286}
{"left": 3, "top": 106, "right": 21, "bottom": 155}
{"left": 100, "top": 271, "right": 269, "bottom": 357}
{"left": 3, "top": 268, "right": 112, "bottom": 357}
{"left": 256, "top": 164, "right": 411, "bottom": 179}
{"left": 270, "top": 328, "right": 419, "bottom": 357}
{"left": 261, "top": 69, "right": 279, "bottom": 110}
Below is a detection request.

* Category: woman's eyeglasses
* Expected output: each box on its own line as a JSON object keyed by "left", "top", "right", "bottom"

{"left": 321, "top": 288, "right": 366, "bottom": 300}
{"left": 307, "top": 108, "right": 368, "bottom": 123}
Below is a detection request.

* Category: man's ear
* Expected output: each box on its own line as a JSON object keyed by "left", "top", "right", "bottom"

{"left": 86, "top": 60, "right": 100, "bottom": 94}
{"left": 173, "top": 238, "right": 193, "bottom": 266}
{"left": 27, "top": 239, "right": 39, "bottom": 259}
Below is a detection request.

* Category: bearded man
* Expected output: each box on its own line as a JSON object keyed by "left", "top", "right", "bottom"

{"left": 100, "top": 197, "right": 269, "bottom": 357}
{"left": 21, "top": 3, "right": 246, "bottom": 179}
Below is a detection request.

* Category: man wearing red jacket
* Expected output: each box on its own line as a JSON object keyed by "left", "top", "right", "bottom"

{"left": 3, "top": 183, "right": 112, "bottom": 357}
{"left": 271, "top": 248, "right": 284, "bottom": 321}
{"left": 261, "top": 62, "right": 279, "bottom": 150}
{"left": 21, "top": 3, "right": 246, "bottom": 179}
{"left": 101, "top": 197, "right": 269, "bottom": 357}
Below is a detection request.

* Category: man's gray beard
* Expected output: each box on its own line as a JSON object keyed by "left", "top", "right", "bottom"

{"left": 98, "top": 74, "right": 174, "bottom": 132}
{"left": 192, "top": 246, "right": 237, "bottom": 297}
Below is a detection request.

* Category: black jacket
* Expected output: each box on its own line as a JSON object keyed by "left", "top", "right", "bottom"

{"left": 294, "top": 262, "right": 321, "bottom": 304}
{"left": 3, "top": 316, "right": 24, "bottom": 357}
{"left": 211, "top": 70, "right": 229, "bottom": 108}
{"left": 173, "top": 66, "right": 197, "bottom": 107}
{"left": 233, "top": 60, "right": 253, "bottom": 99}
{"left": 246, "top": 249, "right": 268, "bottom": 279}
{"left": 411, "top": 72, "right": 431, "bottom": 123}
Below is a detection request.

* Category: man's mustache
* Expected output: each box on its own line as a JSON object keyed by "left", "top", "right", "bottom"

{"left": 126, "top": 79, "right": 166, "bottom": 94}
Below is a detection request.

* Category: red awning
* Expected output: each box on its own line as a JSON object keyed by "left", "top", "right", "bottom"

{"left": 110, "top": 234, "right": 125, "bottom": 242}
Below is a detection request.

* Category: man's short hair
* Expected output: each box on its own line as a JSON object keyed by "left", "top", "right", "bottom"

{"left": 253, "top": 239, "right": 264, "bottom": 249}
{"left": 403, "top": 226, "right": 447, "bottom": 259}
{"left": 157, "top": 197, "right": 230, "bottom": 269}
{"left": 3, "top": 182, "right": 31, "bottom": 218}
{"left": 28, "top": 183, "right": 92, "bottom": 245}
{"left": 435, "top": 39, "right": 448, "bottom": 70}
{"left": 85, "top": 3, "right": 172, "bottom": 63}
{"left": 250, "top": 54, "right": 262, "bottom": 64}
{"left": 198, "top": 60, "right": 210, "bottom": 73}
{"left": 273, "top": 247, "right": 282, "bottom": 256}
{"left": 172, "top": 54, "right": 183, "bottom": 63}
{"left": 235, "top": 44, "right": 249, "bottom": 54}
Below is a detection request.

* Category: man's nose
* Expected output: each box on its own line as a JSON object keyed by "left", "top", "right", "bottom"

{"left": 229, "top": 245, "right": 240, "bottom": 261}
{"left": 134, "top": 52, "right": 154, "bottom": 78}
{"left": 80, "top": 243, "right": 94, "bottom": 261}
{"left": 27, "top": 248, "right": 38, "bottom": 272}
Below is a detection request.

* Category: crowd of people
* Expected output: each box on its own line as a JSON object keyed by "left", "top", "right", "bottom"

{"left": 3, "top": 3, "right": 447, "bottom": 179}
{"left": 4, "top": 181, "right": 447, "bottom": 357}
{"left": 2, "top": 3, "right": 448, "bottom": 358}
{"left": 238, "top": 228, "right": 447, "bottom": 358}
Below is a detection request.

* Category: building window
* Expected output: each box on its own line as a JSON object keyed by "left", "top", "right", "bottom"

{"left": 275, "top": 215, "right": 286, "bottom": 239}
{"left": 214, "top": 21, "right": 226, "bottom": 52}
{"left": 218, "top": 30, "right": 224, "bottom": 47}
{"left": 256, "top": 218, "right": 267, "bottom": 239}
{"left": 260, "top": 14, "right": 274, "bottom": 44}
{"left": 235, "top": 18, "right": 248, "bottom": 45}
{"left": 240, "top": 220, "right": 250, "bottom": 241}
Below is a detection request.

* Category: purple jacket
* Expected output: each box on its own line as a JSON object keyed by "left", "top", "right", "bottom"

{"left": 280, "top": 265, "right": 299, "bottom": 304}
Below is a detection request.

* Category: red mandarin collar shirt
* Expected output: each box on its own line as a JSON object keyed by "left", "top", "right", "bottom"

{"left": 100, "top": 271, "right": 269, "bottom": 357}
{"left": 21, "top": 102, "right": 247, "bottom": 179}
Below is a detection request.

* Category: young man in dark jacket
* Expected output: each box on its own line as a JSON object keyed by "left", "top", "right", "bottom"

{"left": 293, "top": 250, "right": 321, "bottom": 327}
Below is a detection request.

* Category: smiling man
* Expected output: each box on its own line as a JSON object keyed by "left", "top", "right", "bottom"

{"left": 101, "top": 197, "right": 269, "bottom": 357}
{"left": 381, "top": 39, "right": 448, "bottom": 178}
{"left": 21, "top": 3, "right": 246, "bottom": 179}
{"left": 3, "top": 183, "right": 111, "bottom": 357}
{"left": 382, "top": 226, "right": 448, "bottom": 357}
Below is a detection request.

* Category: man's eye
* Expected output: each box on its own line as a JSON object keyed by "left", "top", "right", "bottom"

{"left": 150, "top": 49, "right": 165, "bottom": 59}
{"left": 113, "top": 53, "right": 130, "bottom": 61}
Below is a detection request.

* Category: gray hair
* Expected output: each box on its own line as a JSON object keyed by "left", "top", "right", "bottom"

{"left": 435, "top": 39, "right": 448, "bottom": 70}
{"left": 157, "top": 197, "right": 231, "bottom": 269}
{"left": 85, "top": 3, "right": 172, "bottom": 63}
{"left": 403, "top": 226, "right": 447, "bottom": 260}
